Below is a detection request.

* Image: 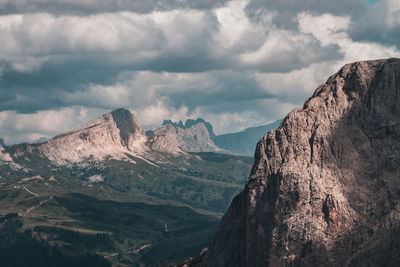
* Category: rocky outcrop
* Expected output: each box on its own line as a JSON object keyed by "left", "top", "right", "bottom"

{"left": 39, "top": 108, "right": 147, "bottom": 164}
{"left": 196, "top": 59, "right": 400, "bottom": 266}
{"left": 150, "top": 119, "right": 222, "bottom": 154}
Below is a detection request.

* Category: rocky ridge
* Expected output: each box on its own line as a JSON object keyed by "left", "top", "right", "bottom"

{"left": 9, "top": 109, "right": 227, "bottom": 164}
{"left": 196, "top": 58, "right": 400, "bottom": 266}
{"left": 149, "top": 120, "right": 222, "bottom": 154}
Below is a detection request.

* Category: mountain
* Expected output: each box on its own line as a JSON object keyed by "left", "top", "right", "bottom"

{"left": 195, "top": 59, "right": 400, "bottom": 266}
{"left": 0, "top": 108, "right": 253, "bottom": 266}
{"left": 162, "top": 118, "right": 216, "bottom": 139}
{"left": 39, "top": 108, "right": 147, "bottom": 164}
{"left": 213, "top": 121, "right": 281, "bottom": 156}
{"left": 0, "top": 138, "right": 5, "bottom": 147}
{"left": 148, "top": 119, "right": 222, "bottom": 154}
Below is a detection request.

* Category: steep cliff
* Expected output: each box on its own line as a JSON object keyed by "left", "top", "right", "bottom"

{"left": 196, "top": 58, "right": 400, "bottom": 266}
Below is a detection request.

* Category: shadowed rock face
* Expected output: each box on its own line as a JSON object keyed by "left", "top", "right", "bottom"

{"left": 196, "top": 59, "right": 400, "bottom": 266}
{"left": 111, "top": 108, "right": 145, "bottom": 147}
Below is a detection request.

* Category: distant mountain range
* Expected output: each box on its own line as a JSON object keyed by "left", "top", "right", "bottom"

{"left": 213, "top": 121, "right": 281, "bottom": 155}
{"left": 153, "top": 117, "right": 280, "bottom": 156}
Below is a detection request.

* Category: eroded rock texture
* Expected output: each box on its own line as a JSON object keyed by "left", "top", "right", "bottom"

{"left": 196, "top": 59, "right": 400, "bottom": 266}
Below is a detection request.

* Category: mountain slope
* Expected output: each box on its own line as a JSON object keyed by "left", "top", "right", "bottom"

{"left": 196, "top": 58, "right": 400, "bottom": 266}
{"left": 213, "top": 121, "right": 281, "bottom": 155}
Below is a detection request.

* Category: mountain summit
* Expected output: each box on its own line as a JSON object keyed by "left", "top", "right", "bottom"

{"left": 39, "top": 108, "right": 147, "bottom": 164}
{"left": 196, "top": 59, "right": 400, "bottom": 266}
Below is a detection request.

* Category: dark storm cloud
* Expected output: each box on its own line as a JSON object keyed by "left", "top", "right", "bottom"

{"left": 349, "top": 1, "right": 400, "bottom": 49}
{"left": 0, "top": 58, "right": 121, "bottom": 113}
{"left": 0, "top": 6, "right": 345, "bottom": 114}
{"left": 0, "top": 0, "right": 228, "bottom": 15}
{"left": 245, "top": 0, "right": 366, "bottom": 29}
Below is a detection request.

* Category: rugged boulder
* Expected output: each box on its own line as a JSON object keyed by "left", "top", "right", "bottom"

{"left": 196, "top": 59, "right": 400, "bottom": 266}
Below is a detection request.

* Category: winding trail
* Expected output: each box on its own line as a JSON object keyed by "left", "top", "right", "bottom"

{"left": 22, "top": 185, "right": 39, "bottom": 197}
{"left": 104, "top": 252, "right": 119, "bottom": 259}
{"left": 23, "top": 196, "right": 53, "bottom": 216}
{"left": 128, "top": 244, "right": 152, "bottom": 254}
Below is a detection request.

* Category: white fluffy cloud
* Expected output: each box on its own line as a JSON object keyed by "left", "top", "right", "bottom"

{"left": 0, "top": 1, "right": 340, "bottom": 75}
{"left": 0, "top": 107, "right": 107, "bottom": 144}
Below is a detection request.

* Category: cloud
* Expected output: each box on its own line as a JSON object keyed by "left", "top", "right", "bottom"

{"left": 297, "top": 12, "right": 400, "bottom": 64}
{"left": 245, "top": 0, "right": 366, "bottom": 29}
{"left": 0, "top": 0, "right": 228, "bottom": 15}
{"left": 0, "top": 4, "right": 338, "bottom": 76}
{"left": 349, "top": 0, "right": 400, "bottom": 49}
{"left": 0, "top": 106, "right": 107, "bottom": 144}
{"left": 0, "top": 3, "right": 344, "bottom": 116}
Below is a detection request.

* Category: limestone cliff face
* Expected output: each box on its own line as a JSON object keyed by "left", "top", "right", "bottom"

{"left": 39, "top": 108, "right": 147, "bottom": 164}
{"left": 150, "top": 120, "right": 223, "bottom": 154}
{"left": 196, "top": 59, "right": 400, "bottom": 266}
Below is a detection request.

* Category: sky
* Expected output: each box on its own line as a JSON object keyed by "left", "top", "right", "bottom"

{"left": 0, "top": 0, "right": 400, "bottom": 144}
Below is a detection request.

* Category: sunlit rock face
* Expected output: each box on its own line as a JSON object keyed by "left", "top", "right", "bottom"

{"left": 196, "top": 59, "right": 400, "bottom": 266}
{"left": 39, "top": 108, "right": 147, "bottom": 164}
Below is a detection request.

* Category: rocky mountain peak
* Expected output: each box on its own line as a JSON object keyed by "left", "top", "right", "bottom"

{"left": 150, "top": 118, "right": 220, "bottom": 154}
{"left": 196, "top": 58, "right": 400, "bottom": 266}
{"left": 162, "top": 118, "right": 216, "bottom": 139}
{"left": 38, "top": 108, "right": 147, "bottom": 164}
